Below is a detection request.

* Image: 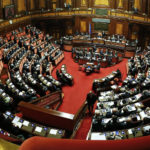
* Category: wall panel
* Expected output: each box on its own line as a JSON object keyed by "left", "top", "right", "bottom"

{"left": 81, "top": 0, "right": 86, "bottom": 6}
{"left": 116, "top": 23, "right": 123, "bottom": 34}
{"left": 94, "top": 0, "right": 109, "bottom": 6}
{"left": 2, "top": 0, "right": 11, "bottom": 7}
{"left": 39, "top": 0, "right": 45, "bottom": 9}
{"left": 0, "top": 0, "right": 3, "bottom": 19}
{"left": 116, "top": 0, "right": 123, "bottom": 9}
{"left": 30, "top": 0, "right": 35, "bottom": 10}
{"left": 66, "top": 0, "right": 72, "bottom": 5}
{"left": 80, "top": 20, "right": 87, "bottom": 32}
{"left": 134, "top": 0, "right": 141, "bottom": 11}
{"left": 109, "top": 19, "right": 129, "bottom": 38}
{"left": 17, "top": 0, "right": 26, "bottom": 12}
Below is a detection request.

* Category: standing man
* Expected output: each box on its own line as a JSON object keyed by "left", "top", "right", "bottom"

{"left": 86, "top": 91, "right": 97, "bottom": 114}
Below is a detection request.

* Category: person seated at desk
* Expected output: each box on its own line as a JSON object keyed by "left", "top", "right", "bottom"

{"left": 126, "top": 114, "right": 142, "bottom": 128}
{"left": 56, "top": 69, "right": 68, "bottom": 85}
{"left": 84, "top": 62, "right": 94, "bottom": 74}
{"left": 93, "top": 63, "right": 100, "bottom": 73}
{"left": 142, "top": 90, "right": 150, "bottom": 99}
{"left": 85, "top": 65, "right": 93, "bottom": 74}
{"left": 140, "top": 107, "right": 150, "bottom": 123}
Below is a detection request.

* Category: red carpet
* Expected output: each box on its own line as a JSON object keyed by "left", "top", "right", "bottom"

{"left": 52, "top": 52, "right": 127, "bottom": 114}
{"left": 52, "top": 51, "right": 128, "bottom": 139}
{"left": 0, "top": 51, "right": 127, "bottom": 139}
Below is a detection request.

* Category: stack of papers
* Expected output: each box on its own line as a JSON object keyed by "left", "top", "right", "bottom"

{"left": 90, "top": 133, "right": 106, "bottom": 140}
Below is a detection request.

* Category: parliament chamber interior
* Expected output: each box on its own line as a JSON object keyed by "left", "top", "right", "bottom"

{"left": 1, "top": 0, "right": 150, "bottom": 150}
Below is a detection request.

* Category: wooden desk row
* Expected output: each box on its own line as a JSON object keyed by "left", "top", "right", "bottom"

{"left": 5, "top": 111, "right": 65, "bottom": 139}
{"left": 89, "top": 123, "right": 150, "bottom": 140}
{"left": 63, "top": 39, "right": 136, "bottom": 58}
{"left": 18, "top": 99, "right": 87, "bottom": 132}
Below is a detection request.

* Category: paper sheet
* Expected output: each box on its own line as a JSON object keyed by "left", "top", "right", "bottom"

{"left": 91, "top": 133, "right": 106, "bottom": 140}
{"left": 23, "top": 120, "right": 30, "bottom": 126}
{"left": 12, "top": 116, "right": 20, "bottom": 124}
{"left": 103, "top": 118, "right": 111, "bottom": 124}
{"left": 35, "top": 126, "right": 42, "bottom": 133}
{"left": 119, "top": 117, "right": 126, "bottom": 122}
{"left": 128, "top": 129, "right": 132, "bottom": 134}
{"left": 5, "top": 111, "right": 11, "bottom": 116}
{"left": 50, "top": 129, "right": 57, "bottom": 135}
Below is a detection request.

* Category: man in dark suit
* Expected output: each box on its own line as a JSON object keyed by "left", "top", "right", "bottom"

{"left": 86, "top": 91, "right": 97, "bottom": 114}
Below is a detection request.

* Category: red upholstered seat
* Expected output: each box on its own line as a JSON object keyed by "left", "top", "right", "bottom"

{"left": 19, "top": 136, "right": 150, "bottom": 150}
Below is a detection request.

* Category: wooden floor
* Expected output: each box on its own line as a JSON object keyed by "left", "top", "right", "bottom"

{"left": 0, "top": 138, "right": 19, "bottom": 150}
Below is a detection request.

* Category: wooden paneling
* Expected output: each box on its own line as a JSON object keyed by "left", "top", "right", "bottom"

{"left": 129, "top": 23, "right": 139, "bottom": 40}
{"left": 128, "top": 0, "right": 134, "bottom": 11}
{"left": 93, "top": 0, "right": 110, "bottom": 7}
{"left": 134, "top": 0, "right": 141, "bottom": 11}
{"left": 74, "top": 16, "right": 91, "bottom": 33}
{"left": 0, "top": 0, "right": 3, "bottom": 19}
{"left": 116, "top": 23, "right": 123, "bottom": 34}
{"left": 80, "top": 0, "right": 88, "bottom": 8}
{"left": 66, "top": 0, "right": 72, "bottom": 5}
{"left": 116, "top": 0, "right": 123, "bottom": 9}
{"left": 148, "top": 0, "right": 150, "bottom": 16}
{"left": 17, "top": 0, "right": 26, "bottom": 12}
{"left": 18, "top": 101, "right": 87, "bottom": 132}
{"left": 81, "top": 0, "right": 87, "bottom": 6}
{"left": 0, "top": 17, "right": 31, "bottom": 35}
{"left": 30, "top": 0, "right": 35, "bottom": 10}
{"left": 109, "top": 19, "right": 129, "bottom": 38}
{"left": 1, "top": 0, "right": 150, "bottom": 17}
{"left": 88, "top": 0, "right": 93, "bottom": 8}
{"left": 141, "top": 0, "right": 147, "bottom": 14}
{"left": 39, "top": 0, "right": 45, "bottom": 9}
{"left": 80, "top": 20, "right": 87, "bottom": 32}
{"left": 72, "top": 0, "right": 88, "bottom": 8}
{"left": 2, "top": 0, "right": 12, "bottom": 7}
{"left": 123, "top": 0, "right": 129, "bottom": 11}
{"left": 109, "top": 19, "right": 116, "bottom": 35}
{"left": 94, "top": 0, "right": 109, "bottom": 6}
{"left": 66, "top": 21, "right": 73, "bottom": 35}
{"left": 18, "top": 101, "right": 75, "bottom": 131}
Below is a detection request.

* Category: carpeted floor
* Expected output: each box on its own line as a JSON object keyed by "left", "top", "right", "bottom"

{"left": 0, "top": 51, "right": 128, "bottom": 140}
{"left": 52, "top": 51, "right": 128, "bottom": 139}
